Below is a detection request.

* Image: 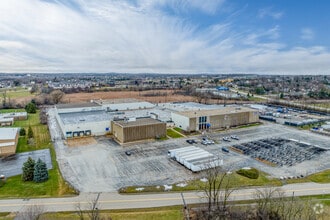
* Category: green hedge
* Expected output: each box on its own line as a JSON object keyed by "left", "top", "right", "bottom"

{"left": 0, "top": 179, "right": 5, "bottom": 187}
{"left": 236, "top": 168, "right": 259, "bottom": 179}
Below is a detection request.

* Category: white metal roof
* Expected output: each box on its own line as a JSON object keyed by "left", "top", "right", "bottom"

{"left": 169, "top": 146, "right": 220, "bottom": 172}
{"left": 0, "top": 142, "right": 15, "bottom": 147}
{"left": 0, "top": 128, "right": 19, "bottom": 140}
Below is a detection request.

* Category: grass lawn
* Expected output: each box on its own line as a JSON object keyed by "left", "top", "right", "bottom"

{"left": 39, "top": 206, "right": 183, "bottom": 220}
{"left": 279, "top": 169, "right": 330, "bottom": 185}
{"left": 120, "top": 171, "right": 282, "bottom": 194}
{"left": 308, "top": 169, "right": 330, "bottom": 183}
{"left": 167, "top": 129, "right": 184, "bottom": 138}
{"left": 232, "top": 122, "right": 262, "bottom": 130}
{"left": 0, "top": 88, "right": 33, "bottom": 98}
{"left": 248, "top": 96, "right": 266, "bottom": 102}
{"left": 12, "top": 111, "right": 52, "bottom": 153}
{"left": 0, "top": 108, "right": 26, "bottom": 113}
{"left": 310, "top": 103, "right": 330, "bottom": 109}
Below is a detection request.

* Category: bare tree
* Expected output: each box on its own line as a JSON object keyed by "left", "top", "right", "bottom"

{"left": 15, "top": 204, "right": 45, "bottom": 220}
{"left": 50, "top": 90, "right": 64, "bottom": 104}
{"left": 75, "top": 193, "right": 107, "bottom": 220}
{"left": 254, "top": 187, "right": 316, "bottom": 220}
{"left": 199, "top": 165, "right": 234, "bottom": 220}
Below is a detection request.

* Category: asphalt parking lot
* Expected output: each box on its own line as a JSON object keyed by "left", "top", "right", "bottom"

{"left": 0, "top": 149, "right": 52, "bottom": 178}
{"left": 48, "top": 108, "right": 329, "bottom": 193}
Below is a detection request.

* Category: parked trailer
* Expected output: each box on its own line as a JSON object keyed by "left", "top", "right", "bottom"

{"left": 191, "top": 158, "right": 223, "bottom": 172}
{"left": 183, "top": 155, "right": 215, "bottom": 169}
{"left": 168, "top": 146, "right": 222, "bottom": 172}
{"left": 177, "top": 150, "right": 209, "bottom": 164}
{"left": 182, "top": 153, "right": 213, "bottom": 166}
{"left": 175, "top": 148, "right": 205, "bottom": 158}
{"left": 168, "top": 146, "right": 197, "bottom": 158}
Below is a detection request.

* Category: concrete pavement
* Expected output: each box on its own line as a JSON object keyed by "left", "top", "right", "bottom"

{"left": 0, "top": 182, "right": 329, "bottom": 213}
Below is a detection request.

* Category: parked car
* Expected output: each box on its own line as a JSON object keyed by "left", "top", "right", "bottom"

{"left": 201, "top": 139, "right": 215, "bottom": 145}
{"left": 201, "top": 140, "right": 208, "bottom": 145}
{"left": 230, "top": 135, "right": 239, "bottom": 140}
{"left": 125, "top": 151, "right": 132, "bottom": 156}
{"left": 222, "top": 147, "right": 229, "bottom": 153}
{"left": 186, "top": 139, "right": 197, "bottom": 144}
{"left": 223, "top": 137, "right": 231, "bottom": 142}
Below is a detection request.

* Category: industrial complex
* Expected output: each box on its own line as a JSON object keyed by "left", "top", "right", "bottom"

{"left": 54, "top": 99, "right": 260, "bottom": 142}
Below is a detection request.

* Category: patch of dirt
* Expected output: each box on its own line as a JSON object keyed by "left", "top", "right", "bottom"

{"left": 66, "top": 137, "right": 97, "bottom": 147}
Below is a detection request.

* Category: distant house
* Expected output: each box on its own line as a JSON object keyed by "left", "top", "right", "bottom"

{"left": 216, "top": 86, "right": 229, "bottom": 91}
{"left": 0, "top": 128, "right": 19, "bottom": 156}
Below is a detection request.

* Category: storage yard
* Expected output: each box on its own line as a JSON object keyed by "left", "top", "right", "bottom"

{"left": 231, "top": 138, "right": 326, "bottom": 167}
{"left": 168, "top": 146, "right": 222, "bottom": 172}
{"left": 251, "top": 104, "right": 330, "bottom": 126}
{"left": 48, "top": 105, "right": 330, "bottom": 193}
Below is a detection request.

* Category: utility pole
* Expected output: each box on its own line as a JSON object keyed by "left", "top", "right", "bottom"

{"left": 181, "top": 192, "right": 190, "bottom": 220}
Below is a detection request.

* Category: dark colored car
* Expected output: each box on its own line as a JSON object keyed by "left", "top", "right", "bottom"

{"left": 222, "top": 147, "right": 229, "bottom": 153}
{"left": 223, "top": 137, "right": 231, "bottom": 142}
{"left": 125, "top": 151, "right": 132, "bottom": 156}
{"left": 186, "top": 139, "right": 197, "bottom": 144}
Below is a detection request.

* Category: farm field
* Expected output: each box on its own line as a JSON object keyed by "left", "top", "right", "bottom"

{"left": 62, "top": 90, "right": 195, "bottom": 103}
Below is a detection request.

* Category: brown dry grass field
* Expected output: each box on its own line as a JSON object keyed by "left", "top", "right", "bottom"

{"left": 62, "top": 90, "right": 196, "bottom": 103}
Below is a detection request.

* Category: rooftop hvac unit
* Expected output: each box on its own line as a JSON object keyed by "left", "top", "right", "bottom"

{"left": 128, "top": 117, "right": 136, "bottom": 122}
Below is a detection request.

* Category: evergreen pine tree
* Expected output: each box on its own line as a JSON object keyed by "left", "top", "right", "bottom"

{"left": 19, "top": 128, "right": 26, "bottom": 136}
{"left": 33, "top": 158, "right": 49, "bottom": 183}
{"left": 25, "top": 102, "right": 37, "bottom": 113}
{"left": 22, "top": 157, "right": 35, "bottom": 181}
{"left": 28, "top": 126, "right": 34, "bottom": 139}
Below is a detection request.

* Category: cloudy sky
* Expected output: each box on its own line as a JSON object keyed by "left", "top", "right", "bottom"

{"left": 1, "top": 0, "right": 330, "bottom": 74}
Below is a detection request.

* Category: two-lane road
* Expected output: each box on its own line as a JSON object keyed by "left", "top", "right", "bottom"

{"left": 0, "top": 182, "right": 329, "bottom": 213}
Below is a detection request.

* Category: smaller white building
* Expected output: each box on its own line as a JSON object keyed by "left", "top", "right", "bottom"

{"left": 168, "top": 146, "right": 222, "bottom": 172}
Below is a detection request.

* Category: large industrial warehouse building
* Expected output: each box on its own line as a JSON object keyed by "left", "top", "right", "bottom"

{"left": 171, "top": 107, "right": 259, "bottom": 132}
{"left": 55, "top": 102, "right": 113, "bottom": 139}
{"left": 0, "top": 128, "right": 19, "bottom": 156}
{"left": 111, "top": 117, "right": 166, "bottom": 143}
{"left": 55, "top": 100, "right": 259, "bottom": 140}
{"left": 55, "top": 99, "right": 164, "bottom": 139}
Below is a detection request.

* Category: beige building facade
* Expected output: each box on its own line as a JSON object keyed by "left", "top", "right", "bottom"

{"left": 171, "top": 107, "right": 259, "bottom": 132}
{"left": 112, "top": 118, "right": 166, "bottom": 143}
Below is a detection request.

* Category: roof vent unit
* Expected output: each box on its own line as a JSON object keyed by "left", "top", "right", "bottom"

{"left": 128, "top": 117, "right": 136, "bottom": 122}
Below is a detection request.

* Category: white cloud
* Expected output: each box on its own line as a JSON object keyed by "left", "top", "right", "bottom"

{"left": 258, "top": 7, "right": 283, "bottom": 20}
{"left": 0, "top": 0, "right": 329, "bottom": 75}
{"left": 301, "top": 28, "right": 314, "bottom": 40}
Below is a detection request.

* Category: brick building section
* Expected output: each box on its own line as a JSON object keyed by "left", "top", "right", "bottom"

{"left": 112, "top": 118, "right": 166, "bottom": 143}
